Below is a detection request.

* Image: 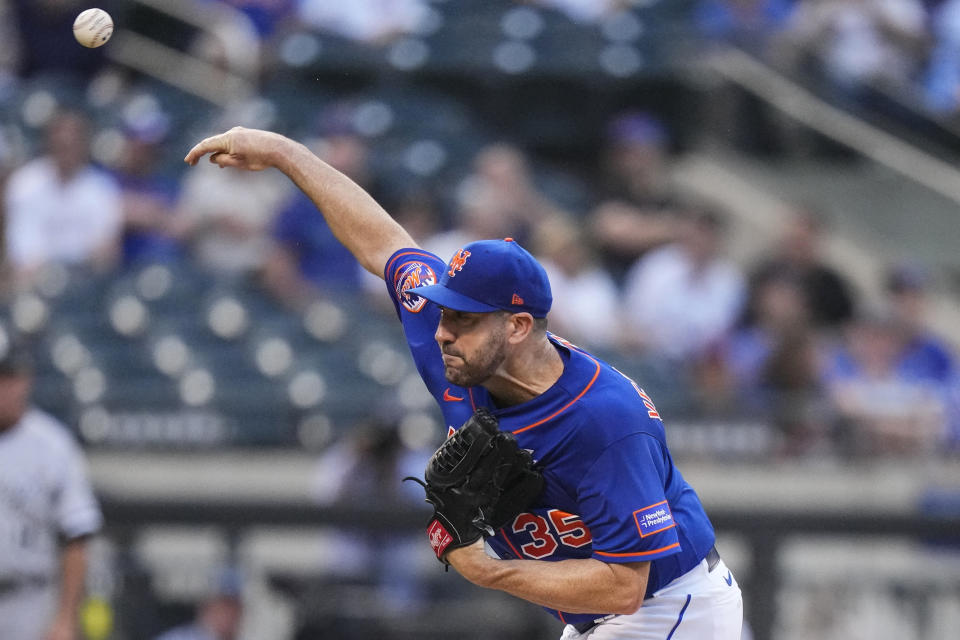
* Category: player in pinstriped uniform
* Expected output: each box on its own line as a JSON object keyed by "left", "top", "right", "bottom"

{"left": 0, "top": 331, "right": 103, "bottom": 640}
{"left": 186, "top": 128, "right": 743, "bottom": 639}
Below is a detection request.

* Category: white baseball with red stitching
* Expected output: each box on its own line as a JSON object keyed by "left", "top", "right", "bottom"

{"left": 73, "top": 8, "right": 113, "bottom": 48}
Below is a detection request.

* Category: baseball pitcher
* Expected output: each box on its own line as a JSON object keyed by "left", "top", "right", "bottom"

{"left": 186, "top": 128, "right": 743, "bottom": 639}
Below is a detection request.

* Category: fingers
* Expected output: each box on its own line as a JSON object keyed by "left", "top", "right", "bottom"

{"left": 184, "top": 127, "right": 275, "bottom": 171}
{"left": 209, "top": 152, "right": 244, "bottom": 169}
{"left": 183, "top": 133, "right": 229, "bottom": 166}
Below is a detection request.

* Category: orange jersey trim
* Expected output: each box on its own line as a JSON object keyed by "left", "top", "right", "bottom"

{"left": 385, "top": 249, "right": 437, "bottom": 279}
{"left": 499, "top": 527, "right": 523, "bottom": 558}
{"left": 511, "top": 355, "right": 601, "bottom": 434}
{"left": 593, "top": 542, "right": 680, "bottom": 558}
{"left": 468, "top": 387, "right": 478, "bottom": 411}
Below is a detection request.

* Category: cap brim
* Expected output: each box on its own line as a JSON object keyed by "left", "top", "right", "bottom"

{"left": 407, "top": 284, "right": 501, "bottom": 313}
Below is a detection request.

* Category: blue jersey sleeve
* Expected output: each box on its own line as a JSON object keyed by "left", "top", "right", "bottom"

{"left": 383, "top": 248, "right": 449, "bottom": 403}
{"left": 578, "top": 433, "right": 681, "bottom": 563}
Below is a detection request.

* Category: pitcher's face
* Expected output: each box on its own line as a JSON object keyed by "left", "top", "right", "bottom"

{"left": 435, "top": 309, "right": 510, "bottom": 388}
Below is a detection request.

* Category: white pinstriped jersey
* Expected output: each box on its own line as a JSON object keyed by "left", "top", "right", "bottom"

{"left": 0, "top": 408, "right": 102, "bottom": 579}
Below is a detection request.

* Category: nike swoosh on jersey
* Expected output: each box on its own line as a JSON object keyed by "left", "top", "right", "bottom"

{"left": 724, "top": 571, "right": 733, "bottom": 586}
{"left": 443, "top": 388, "right": 464, "bottom": 402}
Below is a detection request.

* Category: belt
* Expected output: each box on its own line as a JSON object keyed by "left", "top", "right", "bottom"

{"left": 573, "top": 614, "right": 617, "bottom": 635}
{"left": 572, "top": 545, "right": 721, "bottom": 635}
{"left": 0, "top": 575, "right": 51, "bottom": 597}
{"left": 705, "top": 544, "right": 721, "bottom": 572}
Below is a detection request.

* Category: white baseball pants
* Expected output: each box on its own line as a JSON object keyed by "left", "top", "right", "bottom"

{"left": 561, "top": 557, "right": 743, "bottom": 640}
{"left": 0, "top": 585, "right": 56, "bottom": 640}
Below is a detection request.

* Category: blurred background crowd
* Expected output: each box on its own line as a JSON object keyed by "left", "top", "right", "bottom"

{"left": 1, "top": 1, "right": 960, "bottom": 640}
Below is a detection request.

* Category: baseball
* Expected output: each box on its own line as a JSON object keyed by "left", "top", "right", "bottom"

{"left": 73, "top": 8, "right": 113, "bottom": 48}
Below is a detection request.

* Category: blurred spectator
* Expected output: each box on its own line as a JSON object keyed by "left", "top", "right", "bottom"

{"left": 3, "top": 109, "right": 123, "bottom": 285}
{"left": 780, "top": 0, "right": 928, "bottom": 101}
{"left": 427, "top": 143, "right": 568, "bottom": 261}
{"left": 588, "top": 111, "right": 683, "bottom": 282}
{"left": 262, "top": 192, "right": 363, "bottom": 306}
{"left": 189, "top": 2, "right": 263, "bottom": 83}
{"left": 109, "top": 111, "right": 184, "bottom": 267}
{"left": 825, "top": 309, "right": 947, "bottom": 456}
{"left": 261, "top": 105, "right": 387, "bottom": 307}
{"left": 596, "top": 111, "right": 673, "bottom": 204}
{"left": 153, "top": 568, "right": 244, "bottom": 640}
{"left": 175, "top": 120, "right": 292, "bottom": 277}
{"left": 390, "top": 186, "right": 443, "bottom": 246}
{"left": 311, "top": 417, "right": 432, "bottom": 612}
{"left": 714, "top": 269, "right": 830, "bottom": 453}
{"left": 884, "top": 263, "right": 956, "bottom": 383}
{"left": 424, "top": 180, "right": 507, "bottom": 262}
{"left": 533, "top": 219, "right": 620, "bottom": 350}
{"left": 312, "top": 418, "right": 426, "bottom": 508}
{"left": 10, "top": 0, "right": 114, "bottom": 79}
{"left": 746, "top": 206, "right": 856, "bottom": 330}
{"left": 923, "top": 0, "right": 960, "bottom": 116}
{"left": 469, "top": 142, "right": 568, "bottom": 233}
{"left": 0, "top": 327, "right": 103, "bottom": 640}
{"left": 622, "top": 205, "right": 746, "bottom": 362}
{"left": 717, "top": 270, "right": 811, "bottom": 396}
{"left": 295, "top": 0, "right": 429, "bottom": 44}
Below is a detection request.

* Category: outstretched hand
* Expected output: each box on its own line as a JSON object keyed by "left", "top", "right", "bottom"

{"left": 183, "top": 126, "right": 289, "bottom": 171}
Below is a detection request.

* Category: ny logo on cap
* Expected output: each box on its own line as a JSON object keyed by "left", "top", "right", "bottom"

{"left": 448, "top": 249, "right": 471, "bottom": 277}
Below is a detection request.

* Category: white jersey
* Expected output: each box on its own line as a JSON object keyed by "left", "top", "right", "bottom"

{"left": 0, "top": 408, "right": 102, "bottom": 580}
{"left": 4, "top": 157, "right": 123, "bottom": 269}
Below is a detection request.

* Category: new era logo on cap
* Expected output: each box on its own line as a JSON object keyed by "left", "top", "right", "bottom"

{"left": 408, "top": 238, "right": 552, "bottom": 317}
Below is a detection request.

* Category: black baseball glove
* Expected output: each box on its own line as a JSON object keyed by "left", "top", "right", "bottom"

{"left": 406, "top": 408, "right": 544, "bottom": 562}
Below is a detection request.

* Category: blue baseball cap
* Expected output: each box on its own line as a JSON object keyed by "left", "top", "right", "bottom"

{"left": 408, "top": 238, "right": 552, "bottom": 318}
